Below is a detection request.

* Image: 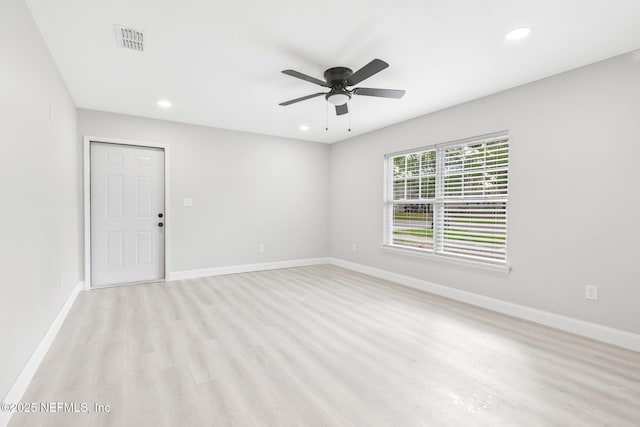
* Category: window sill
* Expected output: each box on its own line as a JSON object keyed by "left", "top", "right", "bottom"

{"left": 381, "top": 244, "right": 511, "bottom": 274}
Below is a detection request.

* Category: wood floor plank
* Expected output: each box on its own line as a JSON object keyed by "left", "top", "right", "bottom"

{"left": 8, "top": 265, "right": 640, "bottom": 427}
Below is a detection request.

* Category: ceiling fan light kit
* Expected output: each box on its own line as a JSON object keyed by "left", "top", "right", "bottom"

{"left": 326, "top": 93, "right": 350, "bottom": 105}
{"left": 279, "top": 58, "right": 405, "bottom": 130}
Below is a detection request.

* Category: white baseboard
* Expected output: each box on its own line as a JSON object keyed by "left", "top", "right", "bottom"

{"left": 168, "top": 257, "right": 330, "bottom": 281}
{"left": 328, "top": 258, "right": 640, "bottom": 353}
{"left": 0, "top": 281, "right": 84, "bottom": 427}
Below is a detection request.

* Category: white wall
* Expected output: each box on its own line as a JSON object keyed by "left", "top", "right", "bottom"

{"left": 330, "top": 51, "right": 640, "bottom": 335}
{"left": 77, "top": 110, "right": 330, "bottom": 274}
{"left": 0, "top": 0, "right": 82, "bottom": 401}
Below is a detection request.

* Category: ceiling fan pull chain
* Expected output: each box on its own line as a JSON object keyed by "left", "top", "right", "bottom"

{"left": 348, "top": 99, "right": 351, "bottom": 132}
{"left": 325, "top": 101, "right": 329, "bottom": 131}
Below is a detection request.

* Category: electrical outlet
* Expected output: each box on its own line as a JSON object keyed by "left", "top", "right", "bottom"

{"left": 258, "top": 244, "right": 265, "bottom": 252}
{"left": 585, "top": 285, "right": 598, "bottom": 301}
{"left": 352, "top": 243, "right": 357, "bottom": 252}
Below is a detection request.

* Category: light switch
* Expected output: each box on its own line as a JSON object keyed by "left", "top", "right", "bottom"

{"left": 183, "top": 198, "right": 193, "bottom": 207}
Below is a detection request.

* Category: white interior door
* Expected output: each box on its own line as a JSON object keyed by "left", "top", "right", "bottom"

{"left": 90, "top": 142, "right": 165, "bottom": 287}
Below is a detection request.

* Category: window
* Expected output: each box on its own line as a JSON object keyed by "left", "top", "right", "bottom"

{"left": 385, "top": 132, "right": 509, "bottom": 264}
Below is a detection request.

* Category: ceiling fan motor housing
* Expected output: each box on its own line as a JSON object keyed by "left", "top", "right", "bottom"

{"left": 323, "top": 67, "right": 353, "bottom": 86}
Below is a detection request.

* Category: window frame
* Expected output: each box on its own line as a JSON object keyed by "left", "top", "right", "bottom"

{"left": 383, "top": 131, "right": 510, "bottom": 270}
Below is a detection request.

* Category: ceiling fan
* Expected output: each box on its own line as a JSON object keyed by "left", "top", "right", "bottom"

{"left": 279, "top": 58, "right": 405, "bottom": 116}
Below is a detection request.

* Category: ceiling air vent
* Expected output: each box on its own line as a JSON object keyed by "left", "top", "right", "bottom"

{"left": 115, "top": 25, "right": 144, "bottom": 52}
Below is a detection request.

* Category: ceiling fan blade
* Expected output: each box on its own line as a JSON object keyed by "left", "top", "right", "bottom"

{"left": 353, "top": 87, "right": 406, "bottom": 99}
{"left": 346, "top": 59, "right": 389, "bottom": 86}
{"left": 282, "top": 69, "right": 329, "bottom": 87}
{"left": 279, "top": 92, "right": 326, "bottom": 106}
{"left": 335, "top": 103, "right": 348, "bottom": 116}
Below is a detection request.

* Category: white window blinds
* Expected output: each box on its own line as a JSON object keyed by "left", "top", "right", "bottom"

{"left": 385, "top": 133, "right": 509, "bottom": 264}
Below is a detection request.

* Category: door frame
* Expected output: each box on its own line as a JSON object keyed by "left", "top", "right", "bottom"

{"left": 83, "top": 136, "right": 171, "bottom": 290}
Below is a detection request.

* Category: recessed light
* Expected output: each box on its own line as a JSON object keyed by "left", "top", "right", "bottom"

{"left": 157, "top": 99, "right": 172, "bottom": 108}
{"left": 299, "top": 124, "right": 310, "bottom": 131}
{"left": 505, "top": 27, "right": 531, "bottom": 41}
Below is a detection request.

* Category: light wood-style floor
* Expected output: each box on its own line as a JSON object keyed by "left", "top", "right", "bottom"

{"left": 9, "top": 265, "right": 640, "bottom": 427}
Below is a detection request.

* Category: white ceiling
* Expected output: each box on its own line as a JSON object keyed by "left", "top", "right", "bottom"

{"left": 26, "top": 0, "right": 640, "bottom": 143}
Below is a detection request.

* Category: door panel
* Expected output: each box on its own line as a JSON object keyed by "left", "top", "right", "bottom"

{"left": 136, "top": 231, "right": 153, "bottom": 265}
{"left": 136, "top": 176, "right": 152, "bottom": 217}
{"left": 107, "top": 175, "right": 123, "bottom": 217}
{"left": 107, "top": 231, "right": 123, "bottom": 268}
{"left": 91, "top": 142, "right": 165, "bottom": 287}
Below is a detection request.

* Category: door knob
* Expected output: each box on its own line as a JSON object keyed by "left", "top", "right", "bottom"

{"left": 158, "top": 222, "right": 164, "bottom": 227}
